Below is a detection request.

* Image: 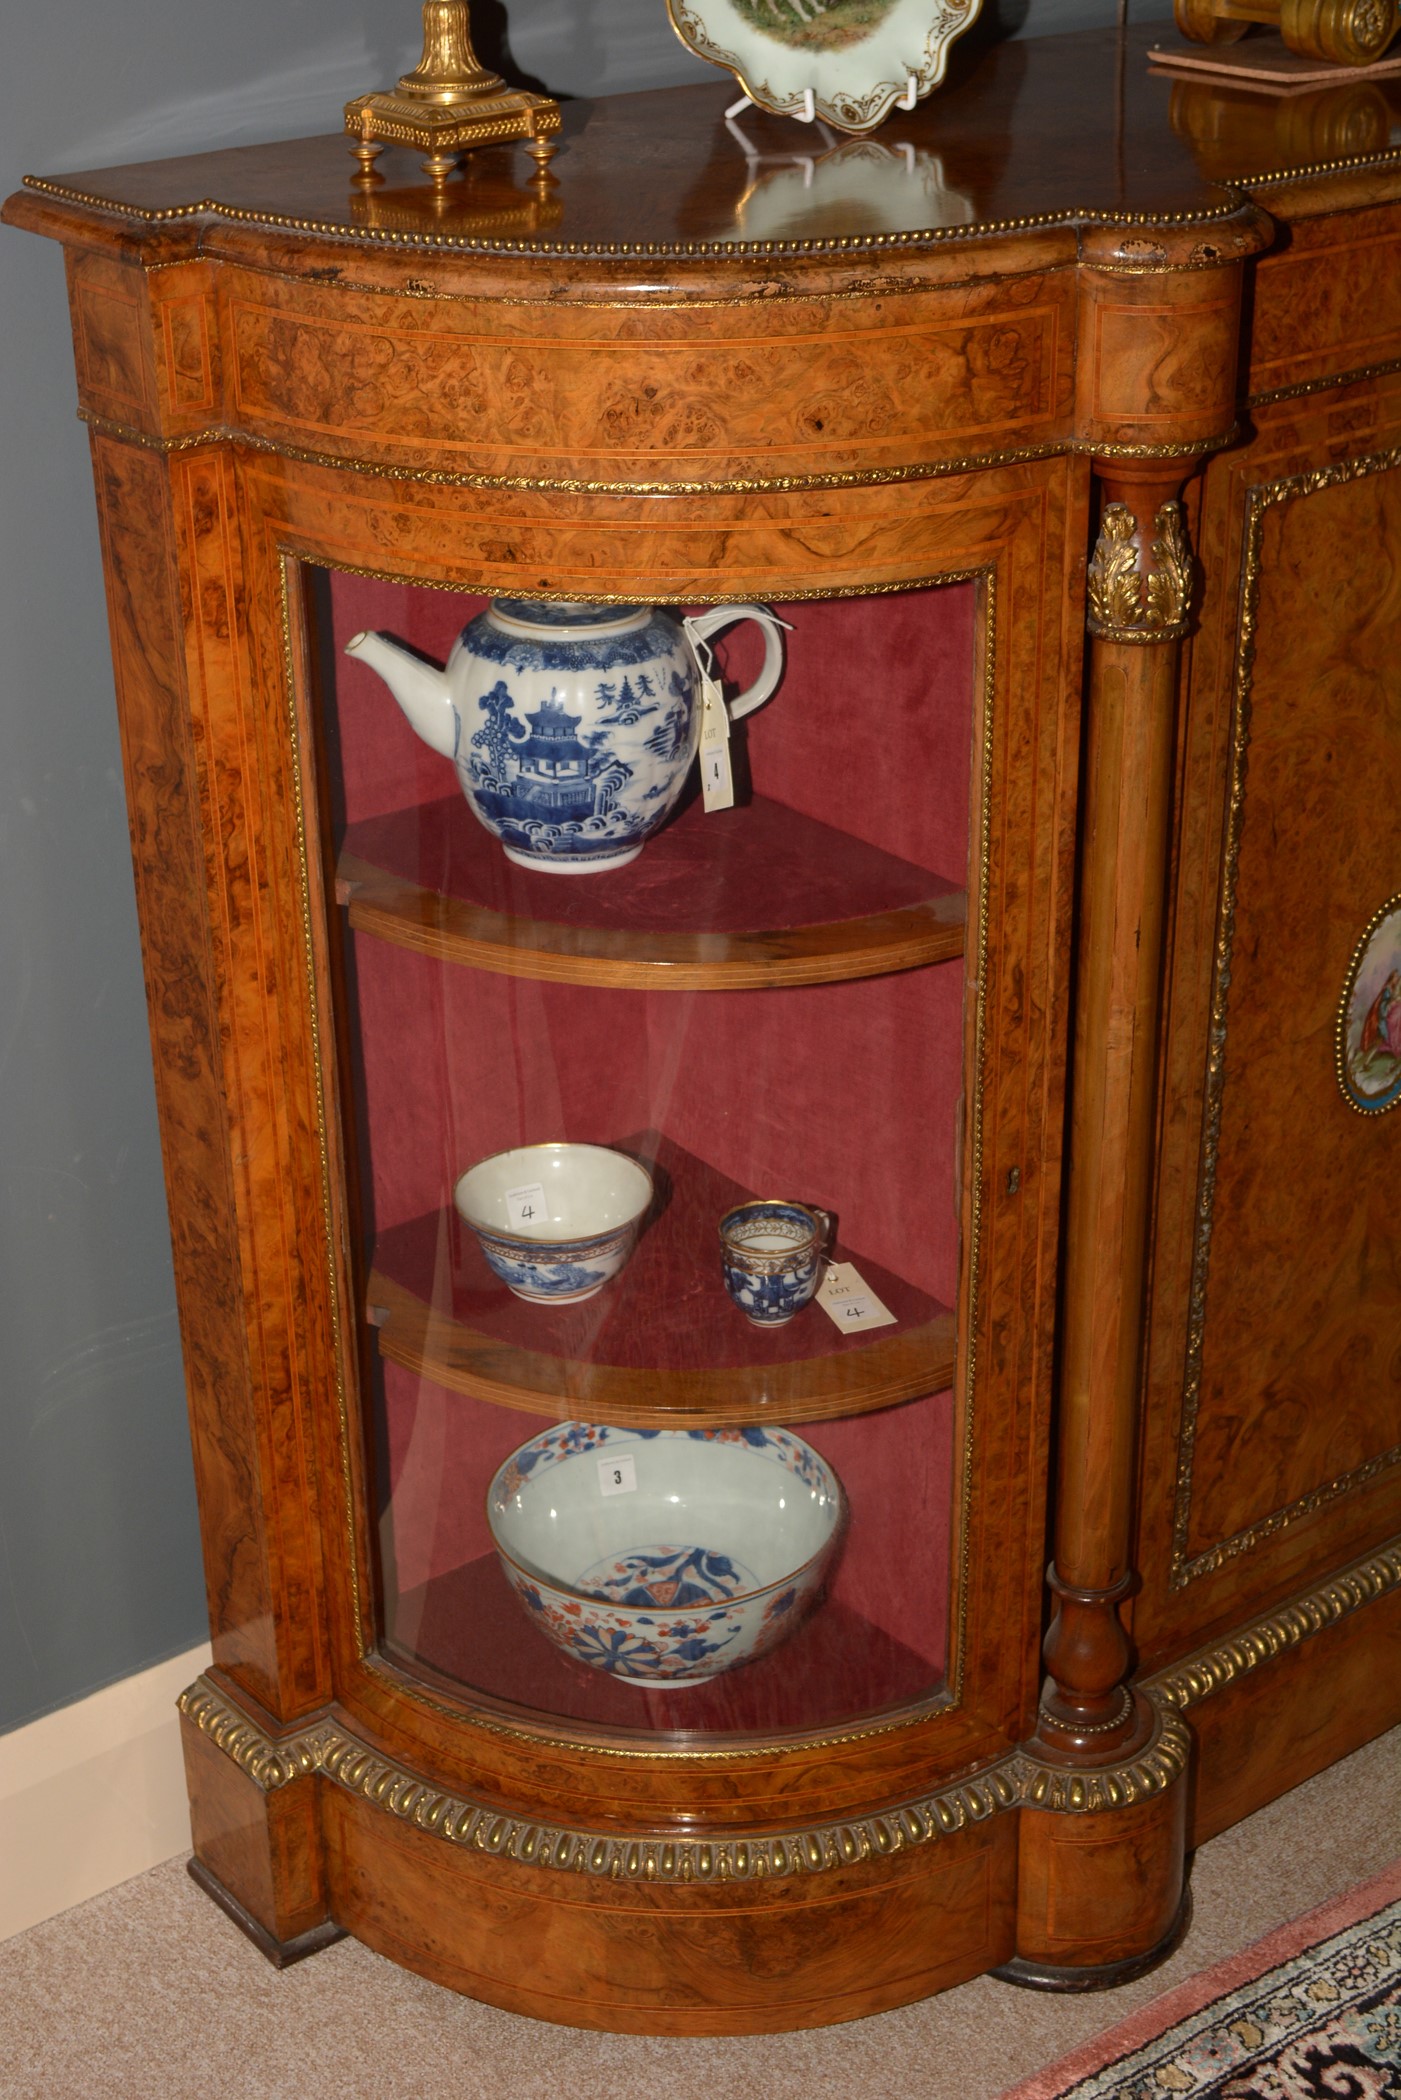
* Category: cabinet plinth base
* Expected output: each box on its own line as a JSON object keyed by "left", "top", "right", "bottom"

{"left": 1008, "top": 1715, "right": 1191, "bottom": 1984}
{"left": 993, "top": 1886, "right": 1193, "bottom": 1993}
{"left": 187, "top": 1856, "right": 347, "bottom": 1969}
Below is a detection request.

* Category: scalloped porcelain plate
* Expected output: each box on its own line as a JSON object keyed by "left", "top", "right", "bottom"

{"left": 668, "top": 0, "right": 983, "bottom": 135}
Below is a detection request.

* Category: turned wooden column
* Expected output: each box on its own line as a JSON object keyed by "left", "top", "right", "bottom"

{"left": 1037, "top": 464, "right": 1193, "bottom": 1761}
{"left": 1007, "top": 211, "right": 1271, "bottom": 1985}
{"left": 1030, "top": 213, "right": 1271, "bottom": 1771}
{"left": 1005, "top": 467, "right": 1199, "bottom": 1988}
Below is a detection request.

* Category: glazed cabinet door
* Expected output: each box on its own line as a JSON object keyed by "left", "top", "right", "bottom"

{"left": 248, "top": 449, "right": 1085, "bottom": 2021}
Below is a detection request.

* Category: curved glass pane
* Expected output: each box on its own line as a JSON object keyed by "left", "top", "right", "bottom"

{"left": 313, "top": 571, "right": 977, "bottom": 1740}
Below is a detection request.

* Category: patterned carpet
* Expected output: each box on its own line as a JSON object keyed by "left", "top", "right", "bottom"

{"left": 1000, "top": 1863, "right": 1401, "bottom": 2100}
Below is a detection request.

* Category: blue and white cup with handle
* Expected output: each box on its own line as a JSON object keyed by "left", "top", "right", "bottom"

{"left": 718, "top": 1200, "right": 832, "bottom": 1327}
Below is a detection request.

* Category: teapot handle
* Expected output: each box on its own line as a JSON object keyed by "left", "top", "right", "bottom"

{"left": 684, "top": 603, "right": 787, "bottom": 723}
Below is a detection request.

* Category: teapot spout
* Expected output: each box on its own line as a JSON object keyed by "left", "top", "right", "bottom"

{"left": 344, "top": 630, "right": 457, "bottom": 762}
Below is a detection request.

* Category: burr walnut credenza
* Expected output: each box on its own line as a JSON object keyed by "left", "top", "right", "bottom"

{"left": 6, "top": 22, "right": 1400, "bottom": 2033}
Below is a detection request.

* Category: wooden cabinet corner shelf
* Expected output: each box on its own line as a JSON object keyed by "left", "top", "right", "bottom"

{"left": 337, "top": 790, "right": 967, "bottom": 990}
{"left": 385, "top": 1552, "right": 945, "bottom": 1739}
{"left": 367, "top": 1137, "right": 956, "bottom": 1427}
{"left": 13, "top": 21, "right": 1401, "bottom": 2033}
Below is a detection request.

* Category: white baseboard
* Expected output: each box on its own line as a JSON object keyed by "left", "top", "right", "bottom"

{"left": 0, "top": 1640, "right": 212, "bottom": 1942}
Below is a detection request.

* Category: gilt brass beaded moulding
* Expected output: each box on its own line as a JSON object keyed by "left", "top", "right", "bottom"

{"left": 178, "top": 1677, "right": 1191, "bottom": 1881}
{"left": 20, "top": 169, "right": 1261, "bottom": 261}
{"left": 77, "top": 412, "right": 1245, "bottom": 497}
{"left": 1150, "top": 1536, "right": 1401, "bottom": 1710}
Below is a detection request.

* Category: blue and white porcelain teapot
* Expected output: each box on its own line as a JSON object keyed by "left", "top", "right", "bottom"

{"left": 346, "top": 598, "right": 785, "bottom": 874}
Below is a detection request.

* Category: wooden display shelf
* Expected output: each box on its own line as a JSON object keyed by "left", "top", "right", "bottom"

{"left": 337, "top": 792, "right": 966, "bottom": 991}
{"left": 367, "top": 1138, "right": 956, "bottom": 1427}
{"left": 386, "top": 1554, "right": 944, "bottom": 1739}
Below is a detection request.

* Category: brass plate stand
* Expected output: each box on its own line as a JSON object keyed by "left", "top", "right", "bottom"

{"left": 344, "top": 0, "right": 560, "bottom": 189}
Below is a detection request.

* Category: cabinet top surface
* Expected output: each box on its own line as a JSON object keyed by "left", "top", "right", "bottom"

{"left": 9, "top": 26, "right": 1401, "bottom": 264}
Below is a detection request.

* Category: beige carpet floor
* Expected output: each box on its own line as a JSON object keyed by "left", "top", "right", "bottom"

{"left": 1, "top": 1726, "right": 1396, "bottom": 2100}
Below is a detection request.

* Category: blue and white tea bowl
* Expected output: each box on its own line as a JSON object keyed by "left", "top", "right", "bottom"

{"left": 719, "top": 1200, "right": 831, "bottom": 1326}
{"left": 487, "top": 1423, "right": 845, "bottom": 1684}
{"left": 454, "top": 1143, "right": 653, "bottom": 1304}
{"left": 346, "top": 597, "right": 786, "bottom": 874}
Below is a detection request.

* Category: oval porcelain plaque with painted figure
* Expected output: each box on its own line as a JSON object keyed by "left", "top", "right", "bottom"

{"left": 668, "top": 0, "right": 982, "bottom": 134}
{"left": 346, "top": 599, "right": 784, "bottom": 874}
{"left": 1337, "top": 893, "right": 1401, "bottom": 1114}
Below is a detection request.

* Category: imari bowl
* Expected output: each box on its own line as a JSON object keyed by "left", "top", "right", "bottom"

{"left": 453, "top": 1143, "right": 653, "bottom": 1304}
{"left": 486, "top": 1424, "right": 845, "bottom": 1684}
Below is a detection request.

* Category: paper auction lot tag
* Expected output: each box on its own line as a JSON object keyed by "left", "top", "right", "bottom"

{"left": 817, "top": 1261, "right": 897, "bottom": 1333}
{"left": 598, "top": 1454, "right": 637, "bottom": 1496}
{"left": 503, "top": 1181, "right": 547, "bottom": 1230}
{"left": 697, "top": 669, "right": 735, "bottom": 812}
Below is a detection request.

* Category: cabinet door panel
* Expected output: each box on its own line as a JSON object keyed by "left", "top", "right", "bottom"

{"left": 1182, "top": 458, "right": 1401, "bottom": 1553}
{"left": 1137, "top": 399, "right": 1401, "bottom": 1659}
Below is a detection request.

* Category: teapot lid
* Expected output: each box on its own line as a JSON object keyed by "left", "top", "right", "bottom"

{"left": 489, "top": 598, "right": 650, "bottom": 637}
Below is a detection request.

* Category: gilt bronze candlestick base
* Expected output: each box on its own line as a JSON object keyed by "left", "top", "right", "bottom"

{"left": 345, "top": 0, "right": 560, "bottom": 189}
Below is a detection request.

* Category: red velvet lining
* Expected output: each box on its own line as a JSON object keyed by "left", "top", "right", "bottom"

{"left": 378, "top": 1361, "right": 951, "bottom": 1732}
{"left": 325, "top": 571, "right": 977, "bottom": 889}
{"left": 351, "top": 938, "right": 962, "bottom": 1304}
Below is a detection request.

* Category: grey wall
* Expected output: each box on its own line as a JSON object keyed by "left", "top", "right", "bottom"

{"left": 0, "top": 0, "right": 1163, "bottom": 1737}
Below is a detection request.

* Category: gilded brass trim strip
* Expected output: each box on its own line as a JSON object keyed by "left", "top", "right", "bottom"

{"left": 178, "top": 1678, "right": 1188, "bottom": 1878}
{"left": 1244, "top": 147, "right": 1401, "bottom": 193}
{"left": 1086, "top": 253, "right": 1260, "bottom": 278}
{"left": 1248, "top": 352, "right": 1401, "bottom": 411}
{"left": 77, "top": 409, "right": 1241, "bottom": 496}
{"left": 277, "top": 560, "right": 366, "bottom": 1630}
{"left": 1172, "top": 445, "right": 1401, "bottom": 1588}
{"left": 1150, "top": 1538, "right": 1401, "bottom": 1708}
{"left": 23, "top": 169, "right": 1261, "bottom": 259}
{"left": 301, "top": 553, "right": 989, "bottom": 609}
{"left": 369, "top": 1656, "right": 959, "bottom": 1760}
{"left": 141, "top": 245, "right": 1245, "bottom": 303}
{"left": 139, "top": 254, "right": 958, "bottom": 305}
{"left": 952, "top": 564, "right": 998, "bottom": 1709}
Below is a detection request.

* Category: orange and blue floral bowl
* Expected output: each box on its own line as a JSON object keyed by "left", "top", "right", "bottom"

{"left": 486, "top": 1423, "right": 845, "bottom": 1685}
